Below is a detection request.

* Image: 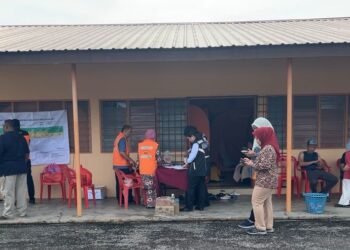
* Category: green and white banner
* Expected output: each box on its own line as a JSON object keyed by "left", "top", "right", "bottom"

{"left": 0, "top": 110, "right": 70, "bottom": 165}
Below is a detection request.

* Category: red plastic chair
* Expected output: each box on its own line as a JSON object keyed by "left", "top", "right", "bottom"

{"left": 276, "top": 155, "right": 301, "bottom": 199}
{"left": 114, "top": 170, "right": 142, "bottom": 209}
{"left": 40, "top": 164, "right": 68, "bottom": 200}
{"left": 336, "top": 159, "right": 343, "bottom": 194}
{"left": 299, "top": 159, "right": 331, "bottom": 193}
{"left": 65, "top": 166, "right": 96, "bottom": 208}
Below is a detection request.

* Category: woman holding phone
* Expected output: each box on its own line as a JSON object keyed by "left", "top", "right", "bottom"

{"left": 238, "top": 117, "right": 275, "bottom": 230}
{"left": 243, "top": 127, "right": 279, "bottom": 235}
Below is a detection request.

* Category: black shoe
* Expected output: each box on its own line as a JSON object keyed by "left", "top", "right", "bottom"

{"left": 194, "top": 206, "right": 204, "bottom": 211}
{"left": 29, "top": 199, "right": 35, "bottom": 204}
{"left": 334, "top": 204, "right": 350, "bottom": 208}
{"left": 246, "top": 228, "right": 267, "bottom": 235}
{"left": 238, "top": 219, "right": 255, "bottom": 229}
{"left": 0, "top": 215, "right": 9, "bottom": 220}
{"left": 180, "top": 207, "right": 194, "bottom": 212}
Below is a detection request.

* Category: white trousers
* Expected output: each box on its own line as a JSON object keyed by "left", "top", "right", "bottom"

{"left": 338, "top": 179, "right": 350, "bottom": 206}
{"left": 2, "top": 174, "right": 27, "bottom": 218}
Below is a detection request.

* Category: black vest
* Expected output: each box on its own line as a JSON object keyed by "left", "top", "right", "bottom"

{"left": 188, "top": 138, "right": 210, "bottom": 176}
{"left": 303, "top": 151, "right": 319, "bottom": 171}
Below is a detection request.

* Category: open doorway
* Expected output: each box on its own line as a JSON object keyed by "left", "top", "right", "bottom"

{"left": 189, "top": 97, "right": 256, "bottom": 187}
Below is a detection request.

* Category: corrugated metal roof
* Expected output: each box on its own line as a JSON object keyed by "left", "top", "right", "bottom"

{"left": 1, "top": 17, "right": 350, "bottom": 52}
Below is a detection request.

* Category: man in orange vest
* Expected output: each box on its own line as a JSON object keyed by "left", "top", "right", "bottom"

{"left": 138, "top": 129, "right": 160, "bottom": 208}
{"left": 13, "top": 119, "right": 35, "bottom": 204}
{"left": 113, "top": 125, "right": 136, "bottom": 202}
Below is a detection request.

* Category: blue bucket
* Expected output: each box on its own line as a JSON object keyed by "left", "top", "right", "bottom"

{"left": 303, "top": 193, "right": 328, "bottom": 214}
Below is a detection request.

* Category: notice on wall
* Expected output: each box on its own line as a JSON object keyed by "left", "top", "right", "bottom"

{"left": 0, "top": 110, "right": 70, "bottom": 166}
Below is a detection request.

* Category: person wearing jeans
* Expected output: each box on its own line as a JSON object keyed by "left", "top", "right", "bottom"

{"left": 243, "top": 127, "right": 279, "bottom": 235}
{"left": 113, "top": 125, "right": 136, "bottom": 202}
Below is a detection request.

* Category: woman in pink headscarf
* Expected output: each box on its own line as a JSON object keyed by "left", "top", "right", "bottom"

{"left": 138, "top": 129, "right": 160, "bottom": 208}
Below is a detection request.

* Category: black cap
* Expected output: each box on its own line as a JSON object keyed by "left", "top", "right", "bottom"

{"left": 307, "top": 139, "right": 318, "bottom": 146}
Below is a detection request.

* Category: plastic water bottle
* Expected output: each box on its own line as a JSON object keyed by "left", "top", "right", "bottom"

{"left": 171, "top": 193, "right": 175, "bottom": 204}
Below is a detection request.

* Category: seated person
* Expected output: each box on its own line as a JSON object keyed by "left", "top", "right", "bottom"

{"left": 335, "top": 139, "right": 350, "bottom": 207}
{"left": 298, "top": 139, "right": 338, "bottom": 194}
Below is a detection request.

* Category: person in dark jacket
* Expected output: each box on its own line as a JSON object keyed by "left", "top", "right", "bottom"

{"left": 12, "top": 119, "right": 35, "bottom": 204}
{"left": 0, "top": 119, "right": 30, "bottom": 219}
{"left": 184, "top": 126, "right": 211, "bottom": 208}
{"left": 181, "top": 127, "right": 209, "bottom": 212}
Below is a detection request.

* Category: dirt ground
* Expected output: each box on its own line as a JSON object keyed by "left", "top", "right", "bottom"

{"left": 1, "top": 220, "right": 349, "bottom": 250}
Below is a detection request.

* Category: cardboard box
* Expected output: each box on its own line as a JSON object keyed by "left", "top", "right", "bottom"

{"left": 155, "top": 196, "right": 179, "bottom": 216}
{"left": 88, "top": 186, "right": 106, "bottom": 200}
{"left": 155, "top": 205, "right": 175, "bottom": 215}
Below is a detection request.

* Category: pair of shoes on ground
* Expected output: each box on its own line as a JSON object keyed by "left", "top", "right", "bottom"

{"left": 0, "top": 214, "right": 27, "bottom": 220}
{"left": 238, "top": 219, "right": 274, "bottom": 235}
{"left": 180, "top": 206, "right": 204, "bottom": 212}
{"left": 334, "top": 203, "right": 350, "bottom": 208}
{"left": 180, "top": 207, "right": 193, "bottom": 212}
{"left": 29, "top": 199, "right": 35, "bottom": 204}
{"left": 246, "top": 228, "right": 274, "bottom": 235}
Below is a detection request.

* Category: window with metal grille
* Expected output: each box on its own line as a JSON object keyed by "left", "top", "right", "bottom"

{"left": 293, "top": 96, "right": 318, "bottom": 149}
{"left": 0, "top": 102, "right": 12, "bottom": 112}
{"left": 100, "top": 99, "right": 188, "bottom": 162}
{"left": 0, "top": 100, "right": 91, "bottom": 153}
{"left": 101, "top": 101, "right": 127, "bottom": 153}
{"left": 14, "top": 101, "right": 37, "bottom": 112}
{"left": 129, "top": 101, "right": 156, "bottom": 151}
{"left": 267, "top": 96, "right": 286, "bottom": 149}
{"left": 157, "top": 99, "right": 187, "bottom": 163}
{"left": 64, "top": 101, "right": 91, "bottom": 153}
{"left": 320, "top": 95, "right": 346, "bottom": 148}
{"left": 256, "top": 96, "right": 267, "bottom": 118}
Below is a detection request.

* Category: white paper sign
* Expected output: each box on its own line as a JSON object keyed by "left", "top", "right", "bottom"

{"left": 0, "top": 110, "right": 70, "bottom": 166}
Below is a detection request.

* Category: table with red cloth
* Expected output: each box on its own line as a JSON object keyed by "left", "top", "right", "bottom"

{"left": 156, "top": 167, "right": 188, "bottom": 195}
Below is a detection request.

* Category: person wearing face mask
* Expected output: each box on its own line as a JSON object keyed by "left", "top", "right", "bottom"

{"left": 242, "top": 127, "right": 280, "bottom": 235}
{"left": 181, "top": 127, "right": 209, "bottom": 212}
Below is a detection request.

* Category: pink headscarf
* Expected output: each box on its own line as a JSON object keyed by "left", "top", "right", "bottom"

{"left": 145, "top": 129, "right": 156, "bottom": 140}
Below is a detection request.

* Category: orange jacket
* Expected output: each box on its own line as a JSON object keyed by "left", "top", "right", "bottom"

{"left": 113, "top": 132, "right": 130, "bottom": 166}
{"left": 138, "top": 139, "right": 158, "bottom": 175}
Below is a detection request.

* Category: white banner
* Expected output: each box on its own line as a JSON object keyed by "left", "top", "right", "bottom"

{"left": 0, "top": 110, "right": 70, "bottom": 166}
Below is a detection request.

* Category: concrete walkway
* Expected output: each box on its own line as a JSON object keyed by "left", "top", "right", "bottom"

{"left": 0, "top": 195, "right": 349, "bottom": 224}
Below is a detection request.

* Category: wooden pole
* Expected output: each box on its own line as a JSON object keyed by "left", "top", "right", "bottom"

{"left": 71, "top": 64, "right": 82, "bottom": 217}
{"left": 286, "top": 58, "right": 293, "bottom": 213}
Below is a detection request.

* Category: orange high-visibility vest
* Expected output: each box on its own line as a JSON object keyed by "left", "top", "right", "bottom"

{"left": 24, "top": 134, "right": 30, "bottom": 145}
{"left": 138, "top": 139, "right": 158, "bottom": 175}
{"left": 113, "top": 132, "right": 130, "bottom": 166}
